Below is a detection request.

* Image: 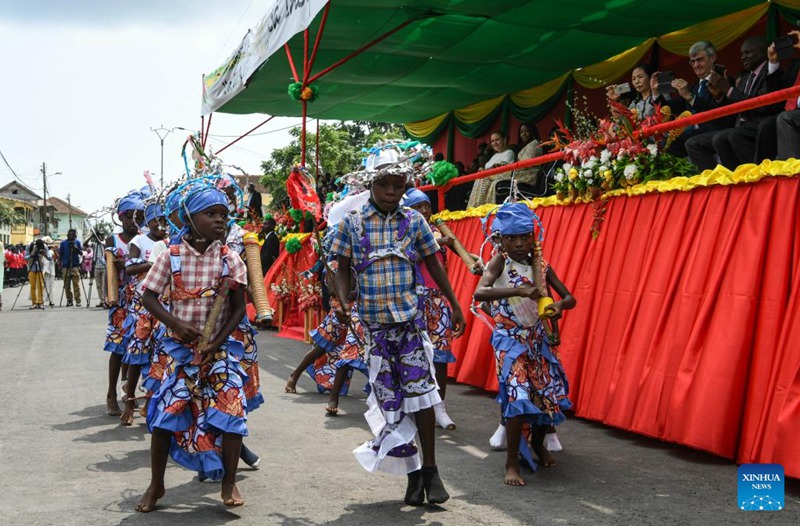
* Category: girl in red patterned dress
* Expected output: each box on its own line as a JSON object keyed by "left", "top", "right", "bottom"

{"left": 474, "top": 203, "right": 575, "bottom": 487}
{"left": 136, "top": 183, "right": 249, "bottom": 512}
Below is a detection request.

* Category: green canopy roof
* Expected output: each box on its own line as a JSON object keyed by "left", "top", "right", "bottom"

{"left": 209, "top": 0, "right": 767, "bottom": 123}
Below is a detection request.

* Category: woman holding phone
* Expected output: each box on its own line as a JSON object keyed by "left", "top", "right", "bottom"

{"left": 606, "top": 63, "right": 656, "bottom": 117}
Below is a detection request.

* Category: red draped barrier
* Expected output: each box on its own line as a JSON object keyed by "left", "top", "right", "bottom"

{"left": 442, "top": 176, "right": 800, "bottom": 476}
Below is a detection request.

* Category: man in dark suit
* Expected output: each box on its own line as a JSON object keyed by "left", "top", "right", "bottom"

{"left": 703, "top": 37, "right": 783, "bottom": 169}
{"left": 247, "top": 183, "right": 263, "bottom": 222}
{"left": 652, "top": 40, "right": 735, "bottom": 160}
{"left": 682, "top": 38, "right": 775, "bottom": 170}
{"left": 259, "top": 217, "right": 280, "bottom": 276}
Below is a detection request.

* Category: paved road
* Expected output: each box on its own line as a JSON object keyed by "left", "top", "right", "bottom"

{"left": 1, "top": 280, "right": 797, "bottom": 525}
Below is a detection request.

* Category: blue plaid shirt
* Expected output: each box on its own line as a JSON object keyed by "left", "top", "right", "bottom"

{"left": 330, "top": 200, "right": 439, "bottom": 324}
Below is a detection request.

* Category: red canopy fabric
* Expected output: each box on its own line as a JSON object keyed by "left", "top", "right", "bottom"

{"left": 443, "top": 176, "right": 800, "bottom": 475}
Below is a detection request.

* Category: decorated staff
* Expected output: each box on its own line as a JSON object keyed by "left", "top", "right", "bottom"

{"left": 243, "top": 232, "right": 273, "bottom": 322}
{"left": 106, "top": 250, "right": 119, "bottom": 303}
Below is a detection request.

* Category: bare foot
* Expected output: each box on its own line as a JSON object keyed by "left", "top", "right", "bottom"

{"left": 120, "top": 401, "right": 135, "bottom": 426}
{"left": 284, "top": 374, "right": 298, "bottom": 394}
{"left": 325, "top": 400, "right": 339, "bottom": 416}
{"left": 107, "top": 396, "right": 122, "bottom": 417}
{"left": 221, "top": 483, "right": 245, "bottom": 507}
{"left": 135, "top": 484, "right": 165, "bottom": 512}
{"left": 532, "top": 442, "right": 557, "bottom": 467}
{"left": 504, "top": 463, "right": 526, "bottom": 486}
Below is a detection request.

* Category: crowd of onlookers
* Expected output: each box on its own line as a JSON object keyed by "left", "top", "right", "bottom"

{"left": 401, "top": 33, "right": 800, "bottom": 211}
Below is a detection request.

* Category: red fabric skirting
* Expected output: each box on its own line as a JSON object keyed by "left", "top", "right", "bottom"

{"left": 444, "top": 176, "right": 800, "bottom": 476}
{"left": 263, "top": 176, "right": 800, "bottom": 475}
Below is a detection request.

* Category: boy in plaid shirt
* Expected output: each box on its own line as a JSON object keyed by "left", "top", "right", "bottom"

{"left": 331, "top": 145, "right": 465, "bottom": 506}
{"left": 136, "top": 183, "right": 249, "bottom": 513}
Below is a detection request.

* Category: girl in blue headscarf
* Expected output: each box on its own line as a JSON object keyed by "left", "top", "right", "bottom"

{"left": 136, "top": 183, "right": 249, "bottom": 512}
{"left": 104, "top": 190, "right": 145, "bottom": 417}
{"left": 119, "top": 203, "right": 167, "bottom": 426}
{"left": 474, "top": 203, "right": 576, "bottom": 487}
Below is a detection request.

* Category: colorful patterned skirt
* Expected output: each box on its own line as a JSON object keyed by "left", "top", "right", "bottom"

{"left": 491, "top": 323, "right": 571, "bottom": 426}
{"left": 422, "top": 287, "right": 455, "bottom": 364}
{"left": 353, "top": 313, "right": 440, "bottom": 476}
{"left": 306, "top": 301, "right": 360, "bottom": 393}
{"left": 232, "top": 316, "right": 264, "bottom": 412}
{"left": 103, "top": 283, "right": 134, "bottom": 355}
{"left": 141, "top": 324, "right": 171, "bottom": 395}
{"left": 121, "top": 293, "right": 157, "bottom": 366}
{"left": 147, "top": 335, "right": 248, "bottom": 480}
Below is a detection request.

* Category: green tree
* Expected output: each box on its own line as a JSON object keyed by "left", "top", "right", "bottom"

{"left": 260, "top": 121, "right": 405, "bottom": 210}
{"left": 0, "top": 201, "right": 25, "bottom": 227}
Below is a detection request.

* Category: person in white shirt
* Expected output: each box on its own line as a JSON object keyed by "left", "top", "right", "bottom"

{"left": 467, "top": 130, "right": 517, "bottom": 208}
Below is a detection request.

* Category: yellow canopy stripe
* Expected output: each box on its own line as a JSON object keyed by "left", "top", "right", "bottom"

{"left": 431, "top": 160, "right": 800, "bottom": 222}
{"left": 453, "top": 95, "right": 506, "bottom": 125}
{"left": 403, "top": 111, "right": 449, "bottom": 141}
{"left": 573, "top": 38, "right": 656, "bottom": 89}
{"left": 658, "top": 3, "right": 769, "bottom": 55}
{"left": 406, "top": 2, "right": 778, "bottom": 140}
{"left": 510, "top": 72, "right": 571, "bottom": 108}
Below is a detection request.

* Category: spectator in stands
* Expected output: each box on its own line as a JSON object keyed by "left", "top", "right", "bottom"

{"left": 259, "top": 217, "right": 280, "bottom": 276}
{"left": 467, "top": 131, "right": 516, "bottom": 207}
{"left": 607, "top": 63, "right": 657, "bottom": 118}
{"left": 652, "top": 40, "right": 735, "bottom": 159}
{"left": 684, "top": 37, "right": 777, "bottom": 170}
{"left": 756, "top": 30, "right": 800, "bottom": 161}
{"left": 499, "top": 122, "right": 543, "bottom": 201}
{"left": 455, "top": 161, "right": 465, "bottom": 175}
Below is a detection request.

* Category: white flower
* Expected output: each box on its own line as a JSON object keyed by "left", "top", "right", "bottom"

{"left": 600, "top": 149, "right": 612, "bottom": 164}
{"left": 623, "top": 164, "right": 638, "bottom": 180}
{"left": 647, "top": 143, "right": 658, "bottom": 157}
{"left": 555, "top": 170, "right": 565, "bottom": 182}
{"left": 562, "top": 162, "right": 573, "bottom": 174}
{"left": 585, "top": 156, "right": 599, "bottom": 169}
{"left": 582, "top": 169, "right": 593, "bottom": 179}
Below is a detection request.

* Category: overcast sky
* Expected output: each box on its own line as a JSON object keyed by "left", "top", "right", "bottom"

{"left": 0, "top": 0, "right": 298, "bottom": 218}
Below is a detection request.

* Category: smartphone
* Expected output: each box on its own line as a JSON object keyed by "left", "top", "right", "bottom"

{"left": 713, "top": 63, "right": 726, "bottom": 76}
{"left": 657, "top": 71, "right": 675, "bottom": 93}
{"left": 773, "top": 34, "right": 799, "bottom": 61}
{"left": 614, "top": 83, "right": 632, "bottom": 95}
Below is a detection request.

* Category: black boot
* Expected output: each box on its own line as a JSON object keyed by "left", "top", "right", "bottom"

{"left": 404, "top": 469, "right": 424, "bottom": 506}
{"left": 422, "top": 465, "right": 449, "bottom": 504}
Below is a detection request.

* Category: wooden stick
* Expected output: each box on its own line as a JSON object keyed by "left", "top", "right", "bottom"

{"left": 197, "top": 277, "right": 232, "bottom": 361}
{"left": 434, "top": 219, "right": 477, "bottom": 268}
{"left": 532, "top": 240, "right": 560, "bottom": 344}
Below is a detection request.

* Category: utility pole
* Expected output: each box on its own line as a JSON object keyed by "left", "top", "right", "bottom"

{"left": 41, "top": 162, "right": 48, "bottom": 236}
{"left": 150, "top": 126, "right": 174, "bottom": 189}
{"left": 67, "top": 193, "right": 73, "bottom": 229}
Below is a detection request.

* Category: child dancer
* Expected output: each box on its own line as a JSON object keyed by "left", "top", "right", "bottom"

{"left": 136, "top": 181, "right": 249, "bottom": 512}
{"left": 330, "top": 143, "right": 465, "bottom": 506}
{"left": 120, "top": 203, "right": 167, "bottom": 426}
{"left": 403, "top": 188, "right": 457, "bottom": 430}
{"left": 473, "top": 203, "right": 575, "bottom": 486}
{"left": 104, "top": 192, "right": 145, "bottom": 416}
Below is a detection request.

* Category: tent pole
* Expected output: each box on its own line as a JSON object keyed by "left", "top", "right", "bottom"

{"left": 203, "top": 113, "right": 213, "bottom": 150}
{"left": 216, "top": 116, "right": 275, "bottom": 155}
{"left": 308, "top": 18, "right": 414, "bottom": 84}
{"left": 301, "top": 101, "right": 308, "bottom": 166}
{"left": 285, "top": 43, "right": 300, "bottom": 82}
{"left": 315, "top": 119, "right": 320, "bottom": 176}
{"left": 304, "top": 1, "right": 331, "bottom": 85}
{"left": 303, "top": 29, "right": 310, "bottom": 74}
{"left": 200, "top": 115, "right": 205, "bottom": 146}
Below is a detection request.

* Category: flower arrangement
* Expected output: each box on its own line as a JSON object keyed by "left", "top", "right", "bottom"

{"left": 552, "top": 102, "right": 696, "bottom": 202}
{"left": 288, "top": 82, "right": 320, "bottom": 102}
{"left": 270, "top": 278, "right": 293, "bottom": 304}
{"left": 297, "top": 278, "right": 322, "bottom": 312}
{"left": 550, "top": 101, "right": 696, "bottom": 237}
{"left": 271, "top": 207, "right": 316, "bottom": 240}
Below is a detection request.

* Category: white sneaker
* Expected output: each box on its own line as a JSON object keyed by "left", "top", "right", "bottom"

{"left": 544, "top": 432, "right": 563, "bottom": 452}
{"left": 434, "top": 402, "right": 456, "bottom": 430}
{"left": 489, "top": 422, "right": 507, "bottom": 451}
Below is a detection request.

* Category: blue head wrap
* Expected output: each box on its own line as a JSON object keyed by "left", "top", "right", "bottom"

{"left": 494, "top": 203, "right": 535, "bottom": 235}
{"left": 169, "top": 185, "right": 229, "bottom": 245}
{"left": 144, "top": 203, "right": 164, "bottom": 225}
{"left": 117, "top": 191, "right": 145, "bottom": 215}
{"left": 403, "top": 188, "right": 430, "bottom": 208}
